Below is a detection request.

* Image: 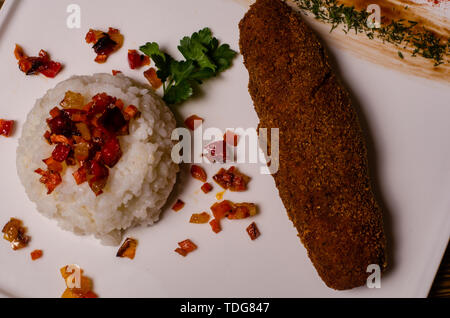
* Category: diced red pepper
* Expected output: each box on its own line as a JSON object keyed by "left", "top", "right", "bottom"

{"left": 123, "top": 105, "right": 139, "bottom": 119}
{"left": 209, "top": 219, "right": 221, "bottom": 234}
{"left": 52, "top": 144, "right": 71, "bottom": 162}
{"left": 112, "top": 70, "right": 122, "bottom": 76}
{"left": 73, "top": 165, "right": 87, "bottom": 185}
{"left": 43, "top": 157, "right": 63, "bottom": 173}
{"left": 210, "top": 200, "right": 234, "bottom": 220}
{"left": 0, "top": 119, "right": 14, "bottom": 137}
{"left": 30, "top": 249, "right": 43, "bottom": 261}
{"left": 128, "top": 49, "right": 150, "bottom": 69}
{"left": 172, "top": 199, "right": 185, "bottom": 212}
{"left": 184, "top": 115, "right": 203, "bottom": 131}
{"left": 246, "top": 222, "right": 260, "bottom": 240}
{"left": 39, "top": 61, "right": 62, "bottom": 78}
{"left": 201, "top": 182, "right": 213, "bottom": 194}
{"left": 100, "top": 137, "right": 122, "bottom": 168}
{"left": 174, "top": 248, "right": 188, "bottom": 257}
{"left": 35, "top": 168, "right": 62, "bottom": 194}
{"left": 49, "top": 107, "right": 61, "bottom": 118}
{"left": 178, "top": 239, "right": 197, "bottom": 253}
{"left": 190, "top": 165, "right": 207, "bottom": 182}
{"left": 213, "top": 166, "right": 250, "bottom": 192}
{"left": 143, "top": 67, "right": 162, "bottom": 89}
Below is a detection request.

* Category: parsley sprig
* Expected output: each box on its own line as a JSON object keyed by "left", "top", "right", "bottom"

{"left": 140, "top": 28, "right": 237, "bottom": 105}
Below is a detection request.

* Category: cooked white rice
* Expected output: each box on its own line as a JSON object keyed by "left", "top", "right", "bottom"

{"left": 16, "top": 73, "right": 178, "bottom": 245}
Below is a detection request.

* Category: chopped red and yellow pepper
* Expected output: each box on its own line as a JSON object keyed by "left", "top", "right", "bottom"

{"left": 85, "top": 27, "right": 123, "bottom": 63}
{"left": 2, "top": 218, "right": 30, "bottom": 250}
{"left": 30, "top": 249, "right": 43, "bottom": 261}
{"left": 190, "top": 165, "right": 207, "bottom": 183}
{"left": 189, "top": 212, "right": 210, "bottom": 224}
{"left": 213, "top": 166, "right": 250, "bottom": 192}
{"left": 60, "top": 265, "right": 98, "bottom": 298}
{"left": 14, "top": 44, "right": 62, "bottom": 78}
{"left": 35, "top": 91, "right": 139, "bottom": 195}
{"left": 172, "top": 199, "right": 185, "bottom": 212}
{"left": 0, "top": 119, "right": 14, "bottom": 137}
{"left": 175, "top": 239, "right": 197, "bottom": 257}
{"left": 116, "top": 237, "right": 138, "bottom": 260}
{"left": 246, "top": 222, "right": 260, "bottom": 241}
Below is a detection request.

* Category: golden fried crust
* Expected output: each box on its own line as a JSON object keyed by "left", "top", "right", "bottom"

{"left": 239, "top": 0, "right": 386, "bottom": 290}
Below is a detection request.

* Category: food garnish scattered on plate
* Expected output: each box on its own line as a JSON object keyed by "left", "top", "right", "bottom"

{"left": 116, "top": 237, "right": 138, "bottom": 260}
{"left": 174, "top": 239, "right": 198, "bottom": 257}
{"left": 246, "top": 222, "right": 260, "bottom": 241}
{"left": 30, "top": 249, "right": 43, "bottom": 261}
{"left": 2, "top": 217, "right": 30, "bottom": 250}
{"left": 60, "top": 265, "right": 98, "bottom": 298}
{"left": 0, "top": 119, "right": 14, "bottom": 137}
{"left": 172, "top": 199, "right": 185, "bottom": 212}
{"left": 85, "top": 27, "right": 124, "bottom": 63}
{"left": 14, "top": 44, "right": 62, "bottom": 78}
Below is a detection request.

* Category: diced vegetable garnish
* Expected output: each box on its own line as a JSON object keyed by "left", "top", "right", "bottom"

{"left": 224, "top": 130, "right": 239, "bottom": 146}
{"left": 128, "top": 49, "right": 150, "bottom": 69}
{"left": 36, "top": 91, "right": 138, "bottom": 195}
{"left": 190, "top": 165, "right": 207, "bottom": 182}
{"left": 14, "top": 44, "right": 62, "bottom": 78}
{"left": 201, "top": 182, "right": 213, "bottom": 194}
{"left": 35, "top": 168, "right": 62, "bottom": 194}
{"left": 60, "top": 265, "right": 98, "bottom": 298}
{"left": 189, "top": 212, "right": 210, "bottom": 224}
{"left": 184, "top": 115, "right": 203, "bottom": 131}
{"left": 246, "top": 222, "right": 260, "bottom": 241}
{"left": 213, "top": 166, "right": 250, "bottom": 191}
{"left": 2, "top": 218, "right": 30, "bottom": 250}
{"left": 0, "top": 119, "right": 14, "bottom": 137}
{"left": 209, "top": 219, "right": 221, "bottom": 234}
{"left": 30, "top": 249, "right": 43, "bottom": 261}
{"left": 175, "top": 239, "right": 197, "bottom": 257}
{"left": 172, "top": 199, "right": 185, "bottom": 212}
{"left": 143, "top": 67, "right": 163, "bottom": 89}
{"left": 112, "top": 70, "right": 122, "bottom": 76}
{"left": 210, "top": 200, "right": 234, "bottom": 220}
{"left": 228, "top": 203, "right": 257, "bottom": 220}
{"left": 116, "top": 237, "right": 138, "bottom": 260}
{"left": 210, "top": 200, "right": 257, "bottom": 220}
{"left": 85, "top": 28, "right": 123, "bottom": 63}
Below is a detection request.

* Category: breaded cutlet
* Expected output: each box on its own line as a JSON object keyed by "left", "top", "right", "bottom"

{"left": 239, "top": 0, "right": 387, "bottom": 290}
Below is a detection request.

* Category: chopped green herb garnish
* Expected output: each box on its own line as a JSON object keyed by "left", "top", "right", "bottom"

{"left": 294, "top": 0, "right": 449, "bottom": 66}
{"left": 398, "top": 51, "right": 404, "bottom": 59}
{"left": 140, "top": 28, "right": 237, "bottom": 105}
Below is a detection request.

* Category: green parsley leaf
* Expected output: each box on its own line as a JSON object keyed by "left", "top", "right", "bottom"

{"left": 164, "top": 80, "right": 193, "bottom": 105}
{"left": 139, "top": 42, "right": 173, "bottom": 82}
{"left": 140, "top": 27, "right": 237, "bottom": 105}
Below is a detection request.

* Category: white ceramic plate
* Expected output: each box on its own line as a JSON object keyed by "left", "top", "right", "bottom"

{"left": 0, "top": 0, "right": 449, "bottom": 298}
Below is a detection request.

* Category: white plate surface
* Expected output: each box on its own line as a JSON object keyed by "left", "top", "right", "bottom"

{"left": 0, "top": 0, "right": 449, "bottom": 297}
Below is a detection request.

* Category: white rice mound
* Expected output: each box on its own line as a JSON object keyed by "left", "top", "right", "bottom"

{"left": 17, "top": 73, "right": 178, "bottom": 245}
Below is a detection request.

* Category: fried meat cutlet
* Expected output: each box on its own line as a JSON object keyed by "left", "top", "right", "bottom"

{"left": 239, "top": 0, "right": 387, "bottom": 290}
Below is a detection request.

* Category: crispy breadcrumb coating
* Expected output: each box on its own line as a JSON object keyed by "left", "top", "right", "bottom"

{"left": 239, "top": 0, "right": 387, "bottom": 290}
